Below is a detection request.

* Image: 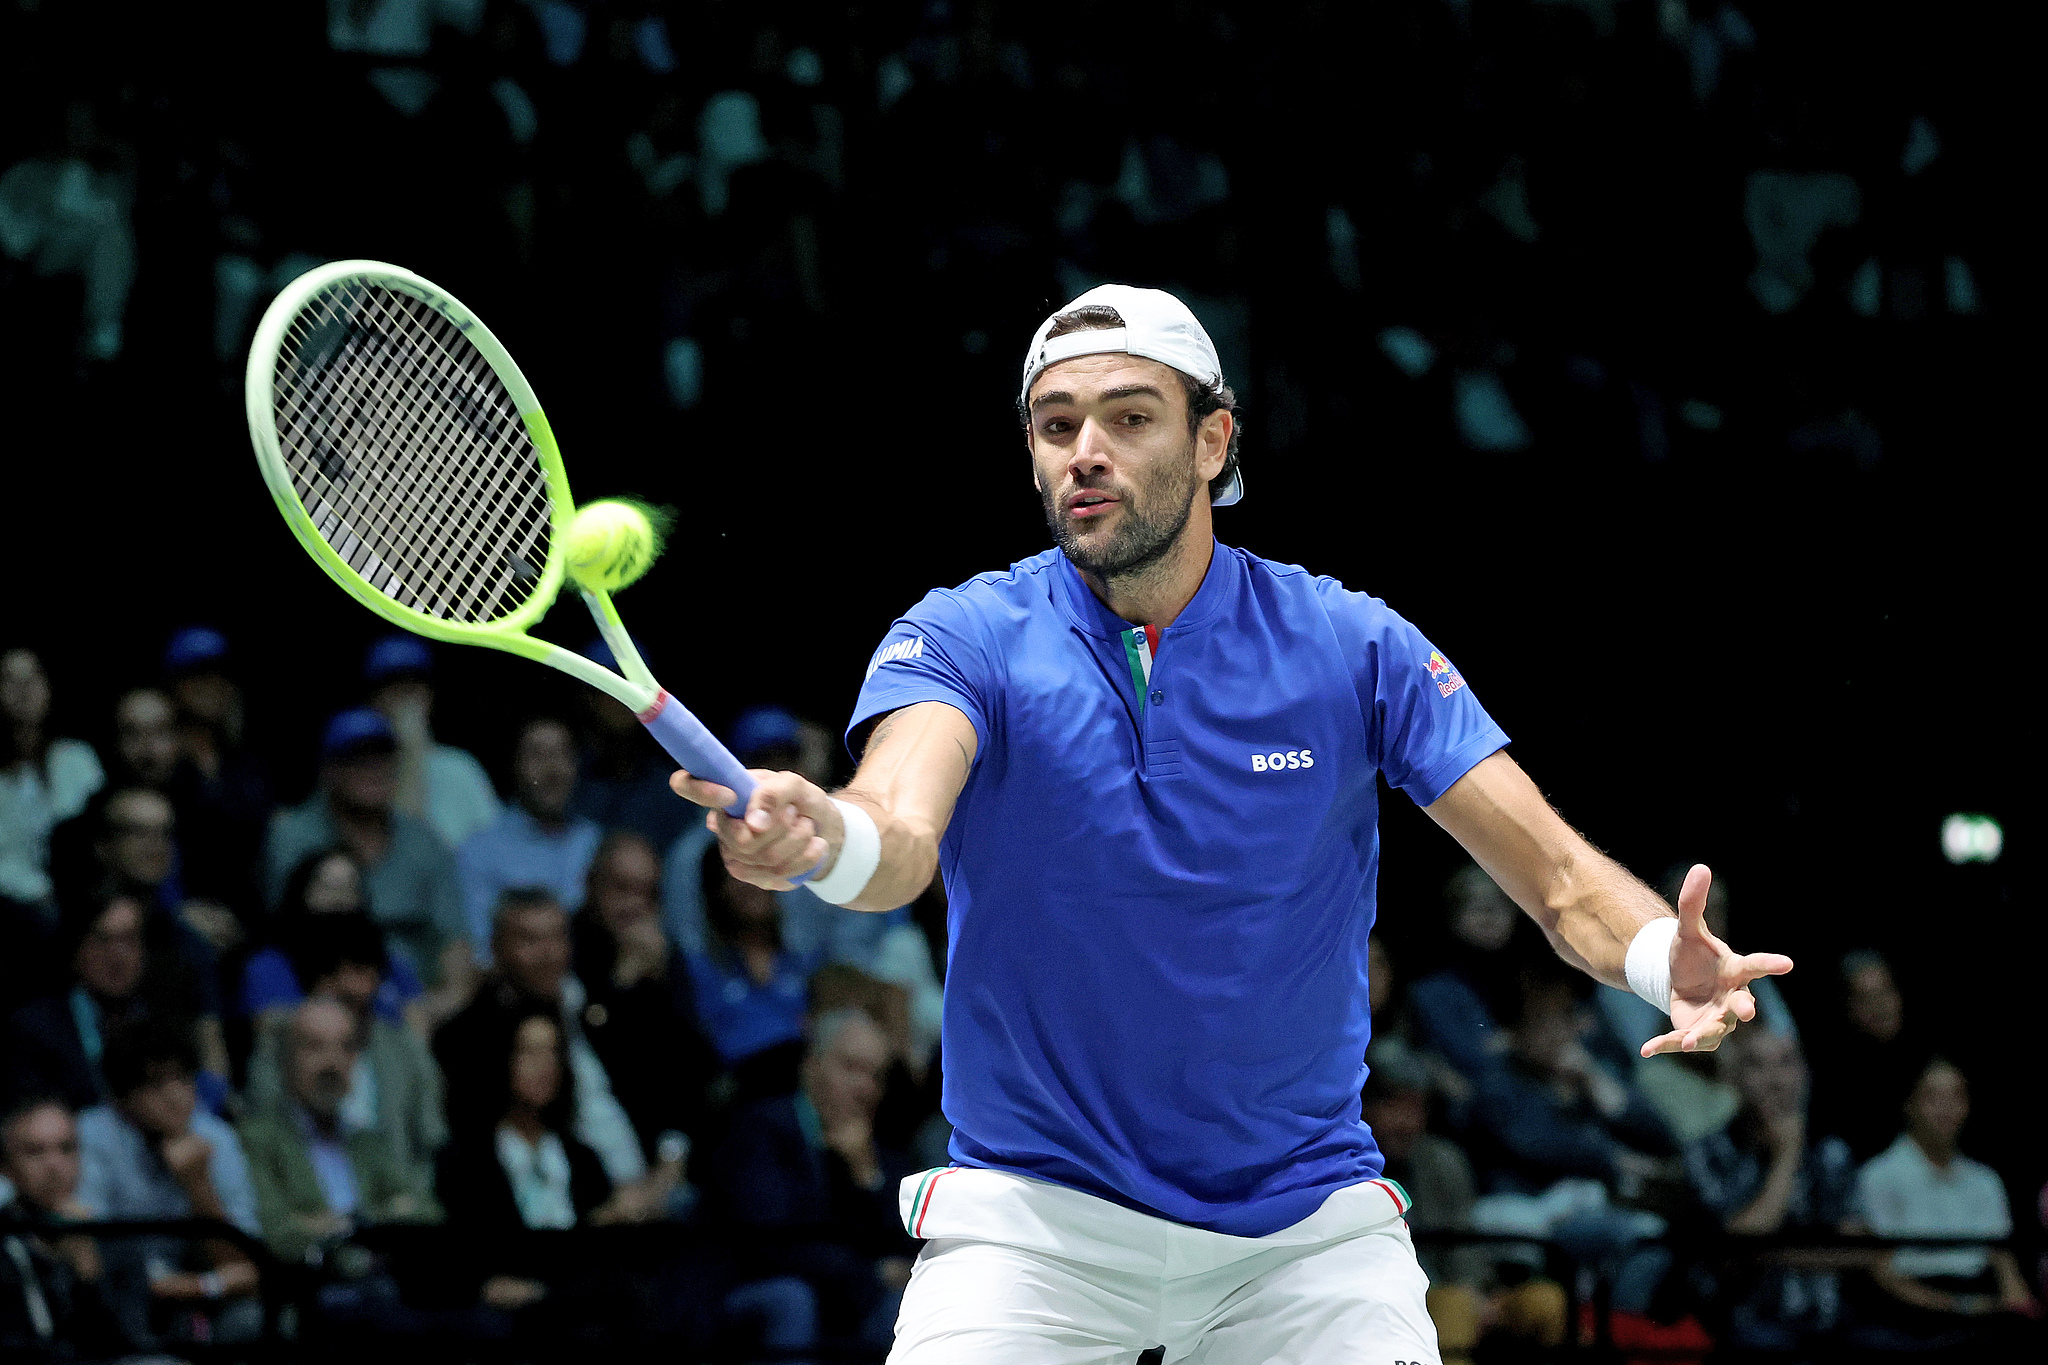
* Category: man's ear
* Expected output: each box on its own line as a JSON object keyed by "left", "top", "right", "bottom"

{"left": 1195, "top": 409, "right": 1232, "bottom": 483}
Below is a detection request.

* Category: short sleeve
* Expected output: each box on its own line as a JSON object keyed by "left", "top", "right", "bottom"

{"left": 1320, "top": 586, "right": 1508, "bottom": 805}
{"left": 846, "top": 589, "right": 995, "bottom": 762}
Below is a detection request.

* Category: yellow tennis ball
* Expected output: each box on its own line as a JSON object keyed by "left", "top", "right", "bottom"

{"left": 564, "top": 499, "right": 665, "bottom": 592}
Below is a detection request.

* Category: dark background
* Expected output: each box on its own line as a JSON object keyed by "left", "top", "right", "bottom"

{"left": 3, "top": 2, "right": 2034, "bottom": 1206}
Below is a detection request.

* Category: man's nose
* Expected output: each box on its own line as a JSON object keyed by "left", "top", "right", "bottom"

{"left": 1067, "top": 419, "right": 1114, "bottom": 480}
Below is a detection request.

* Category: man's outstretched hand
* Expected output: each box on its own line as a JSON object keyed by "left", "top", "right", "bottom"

{"left": 1640, "top": 864, "right": 1794, "bottom": 1057}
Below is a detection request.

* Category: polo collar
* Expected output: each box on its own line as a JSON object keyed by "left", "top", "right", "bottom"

{"left": 1051, "top": 539, "right": 1234, "bottom": 640}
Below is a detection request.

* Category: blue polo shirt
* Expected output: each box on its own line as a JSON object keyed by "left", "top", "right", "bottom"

{"left": 848, "top": 542, "right": 1508, "bottom": 1236}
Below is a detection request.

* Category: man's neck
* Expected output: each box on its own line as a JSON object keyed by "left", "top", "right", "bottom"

{"left": 1076, "top": 526, "right": 1215, "bottom": 628}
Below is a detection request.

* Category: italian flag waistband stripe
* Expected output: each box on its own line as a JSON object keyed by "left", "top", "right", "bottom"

{"left": 909, "top": 1167, "right": 958, "bottom": 1238}
{"left": 1367, "top": 1177, "right": 1411, "bottom": 1216}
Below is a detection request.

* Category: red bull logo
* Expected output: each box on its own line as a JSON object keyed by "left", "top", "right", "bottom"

{"left": 1427, "top": 650, "right": 1465, "bottom": 698}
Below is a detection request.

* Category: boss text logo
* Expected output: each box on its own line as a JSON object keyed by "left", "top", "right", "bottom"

{"left": 1250, "top": 749, "right": 1314, "bottom": 772}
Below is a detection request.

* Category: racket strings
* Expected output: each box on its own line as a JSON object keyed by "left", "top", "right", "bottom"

{"left": 271, "top": 282, "right": 553, "bottom": 623}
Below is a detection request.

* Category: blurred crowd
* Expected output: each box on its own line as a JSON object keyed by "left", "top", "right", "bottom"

{"left": 5, "top": 627, "right": 2043, "bottom": 1364}
{"left": 4, "top": 632, "right": 943, "bottom": 1361}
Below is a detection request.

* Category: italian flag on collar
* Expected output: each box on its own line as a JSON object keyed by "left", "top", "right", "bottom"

{"left": 1121, "top": 624, "right": 1160, "bottom": 712}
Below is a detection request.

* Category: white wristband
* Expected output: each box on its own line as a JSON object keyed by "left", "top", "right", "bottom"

{"left": 808, "top": 799, "right": 881, "bottom": 906}
{"left": 1625, "top": 917, "right": 1678, "bottom": 1014}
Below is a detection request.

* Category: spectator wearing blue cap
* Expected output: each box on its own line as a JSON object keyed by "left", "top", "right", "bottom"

{"left": 265, "top": 709, "right": 468, "bottom": 1002}
{"left": 158, "top": 627, "right": 273, "bottom": 921}
{"left": 457, "top": 718, "right": 601, "bottom": 960}
{"left": 362, "top": 635, "right": 501, "bottom": 850}
{"left": 565, "top": 637, "right": 697, "bottom": 851}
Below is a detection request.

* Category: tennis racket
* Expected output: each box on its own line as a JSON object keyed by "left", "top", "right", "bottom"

{"left": 244, "top": 259, "right": 795, "bottom": 866}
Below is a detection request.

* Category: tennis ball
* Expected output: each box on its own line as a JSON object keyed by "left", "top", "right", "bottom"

{"left": 564, "top": 499, "right": 668, "bottom": 593}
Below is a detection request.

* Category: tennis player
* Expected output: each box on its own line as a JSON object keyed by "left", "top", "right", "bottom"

{"left": 671, "top": 284, "right": 1794, "bottom": 1363}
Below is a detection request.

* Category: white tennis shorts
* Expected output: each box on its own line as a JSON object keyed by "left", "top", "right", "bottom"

{"left": 888, "top": 1167, "right": 1441, "bottom": 1364}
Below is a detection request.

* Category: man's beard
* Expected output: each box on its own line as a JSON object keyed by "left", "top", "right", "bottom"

{"left": 1042, "top": 440, "right": 1203, "bottom": 581}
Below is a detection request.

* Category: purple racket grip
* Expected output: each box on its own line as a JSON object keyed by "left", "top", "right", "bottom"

{"left": 638, "top": 691, "right": 815, "bottom": 886}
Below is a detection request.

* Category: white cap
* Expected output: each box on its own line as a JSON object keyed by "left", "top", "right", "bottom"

{"left": 1021, "top": 283, "right": 1242, "bottom": 507}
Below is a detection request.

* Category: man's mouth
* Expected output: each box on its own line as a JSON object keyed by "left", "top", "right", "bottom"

{"left": 1067, "top": 491, "right": 1119, "bottom": 520}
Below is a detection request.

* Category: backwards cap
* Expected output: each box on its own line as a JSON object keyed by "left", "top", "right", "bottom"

{"left": 1020, "top": 284, "right": 1242, "bottom": 507}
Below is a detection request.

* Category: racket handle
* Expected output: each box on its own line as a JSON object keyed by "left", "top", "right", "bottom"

{"left": 638, "top": 691, "right": 816, "bottom": 886}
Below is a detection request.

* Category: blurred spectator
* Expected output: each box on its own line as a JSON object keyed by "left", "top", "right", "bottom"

{"left": 456, "top": 717, "right": 598, "bottom": 957}
{"left": 1468, "top": 974, "right": 1673, "bottom": 1312}
{"left": 238, "top": 998, "right": 440, "bottom": 1264}
{"left": 60, "top": 786, "right": 241, "bottom": 975}
{"left": 242, "top": 898, "right": 447, "bottom": 1184}
{"left": 1, "top": 648, "right": 104, "bottom": 916}
{"left": 1851, "top": 1058, "right": 2040, "bottom": 1351}
{"left": 1363, "top": 1052, "right": 1565, "bottom": 1365}
{"left": 160, "top": 629, "right": 271, "bottom": 920}
{"left": 362, "top": 635, "right": 499, "bottom": 850}
{"left": 705, "top": 1007, "right": 915, "bottom": 1356}
{"left": 1685, "top": 1025, "right": 1854, "bottom": 1351}
{"left": 267, "top": 709, "right": 467, "bottom": 993}
{"left": 431, "top": 1005, "right": 634, "bottom": 1340}
{"left": 4, "top": 889, "right": 221, "bottom": 1115}
{"left": 567, "top": 637, "right": 696, "bottom": 850}
{"left": 240, "top": 847, "right": 425, "bottom": 1029}
{"left": 569, "top": 832, "right": 717, "bottom": 1161}
{"left": 1365, "top": 934, "right": 1472, "bottom": 1121}
{"left": 0, "top": 141, "right": 134, "bottom": 361}
{"left": 1811, "top": 949, "right": 1935, "bottom": 1162}
{"left": 1, "top": 1096, "right": 136, "bottom": 1363}
{"left": 75, "top": 1025, "right": 259, "bottom": 1346}
{"left": 435, "top": 890, "right": 666, "bottom": 1204}
{"left": 436, "top": 1003, "right": 609, "bottom": 1228}
{"left": 108, "top": 690, "right": 179, "bottom": 791}
{"left": 687, "top": 842, "right": 824, "bottom": 1097}
{"left": 1407, "top": 863, "right": 1534, "bottom": 1081}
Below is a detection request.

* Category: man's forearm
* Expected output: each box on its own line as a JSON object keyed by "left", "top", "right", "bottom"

{"left": 1525, "top": 845, "right": 1671, "bottom": 992}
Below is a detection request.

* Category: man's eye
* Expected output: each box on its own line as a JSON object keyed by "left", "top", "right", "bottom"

{"left": 1042, "top": 419, "right": 1071, "bottom": 435}
{"left": 1122, "top": 413, "right": 1149, "bottom": 425}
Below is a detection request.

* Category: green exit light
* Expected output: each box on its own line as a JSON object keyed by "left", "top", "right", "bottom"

{"left": 1941, "top": 813, "right": 2002, "bottom": 864}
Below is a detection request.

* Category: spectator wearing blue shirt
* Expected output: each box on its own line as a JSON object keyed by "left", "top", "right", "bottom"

{"left": 74, "top": 1023, "right": 261, "bottom": 1344}
{"left": 457, "top": 718, "right": 600, "bottom": 963}
{"left": 686, "top": 841, "right": 821, "bottom": 1098}
{"left": 362, "top": 636, "right": 500, "bottom": 851}
{"left": 267, "top": 710, "right": 467, "bottom": 991}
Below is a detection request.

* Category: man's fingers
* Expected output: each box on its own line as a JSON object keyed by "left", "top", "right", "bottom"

{"left": 1733, "top": 951, "right": 1795, "bottom": 981}
{"left": 1674, "top": 863, "right": 1713, "bottom": 934}
{"left": 1640, "top": 1028, "right": 1687, "bottom": 1058}
{"left": 669, "top": 769, "right": 738, "bottom": 810}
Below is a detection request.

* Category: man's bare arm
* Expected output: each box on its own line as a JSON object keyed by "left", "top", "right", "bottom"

{"left": 1425, "top": 750, "right": 1792, "bottom": 1054}
{"left": 669, "top": 700, "right": 976, "bottom": 911}
{"left": 1423, "top": 750, "right": 1661, "bottom": 988}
